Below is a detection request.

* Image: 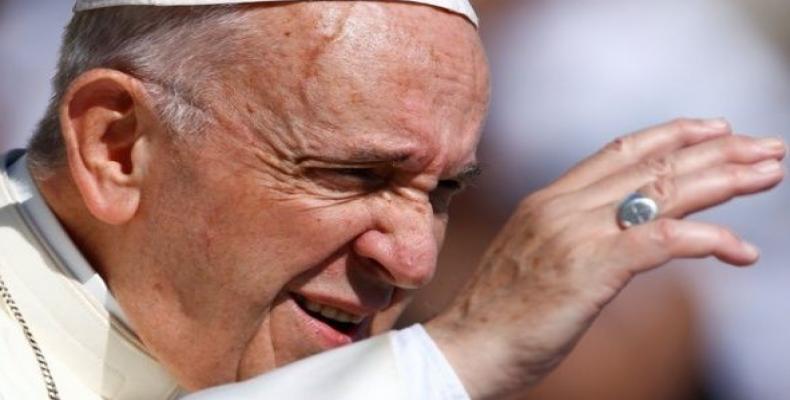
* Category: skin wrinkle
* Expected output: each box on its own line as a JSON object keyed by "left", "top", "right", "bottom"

{"left": 238, "top": 33, "right": 476, "bottom": 203}
{"left": 229, "top": 1, "right": 482, "bottom": 378}
{"left": 35, "top": 1, "right": 487, "bottom": 390}
{"left": 200, "top": 102, "right": 323, "bottom": 202}
{"left": 239, "top": 3, "right": 482, "bottom": 165}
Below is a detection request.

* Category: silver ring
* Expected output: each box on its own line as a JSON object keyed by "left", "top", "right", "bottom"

{"left": 617, "top": 193, "right": 659, "bottom": 229}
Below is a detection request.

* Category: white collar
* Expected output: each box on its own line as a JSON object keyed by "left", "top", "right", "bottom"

{"left": 0, "top": 150, "right": 181, "bottom": 398}
{"left": 7, "top": 155, "right": 134, "bottom": 329}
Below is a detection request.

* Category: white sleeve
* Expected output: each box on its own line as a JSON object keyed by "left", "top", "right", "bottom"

{"left": 182, "top": 325, "right": 469, "bottom": 400}
{"left": 390, "top": 324, "right": 471, "bottom": 400}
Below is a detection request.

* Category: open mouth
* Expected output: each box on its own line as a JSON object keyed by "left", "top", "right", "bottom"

{"left": 292, "top": 293, "right": 367, "bottom": 336}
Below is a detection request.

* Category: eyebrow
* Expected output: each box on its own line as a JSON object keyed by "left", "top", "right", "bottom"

{"left": 295, "top": 149, "right": 412, "bottom": 166}
{"left": 344, "top": 149, "right": 413, "bottom": 165}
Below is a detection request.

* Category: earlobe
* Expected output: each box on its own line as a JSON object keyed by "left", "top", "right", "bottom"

{"left": 59, "top": 68, "right": 154, "bottom": 225}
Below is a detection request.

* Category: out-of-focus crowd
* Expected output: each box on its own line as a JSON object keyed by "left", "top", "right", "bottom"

{"left": 2, "top": 1, "right": 788, "bottom": 399}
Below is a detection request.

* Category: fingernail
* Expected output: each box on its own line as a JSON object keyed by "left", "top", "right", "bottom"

{"left": 743, "top": 242, "right": 759, "bottom": 260}
{"left": 753, "top": 159, "right": 781, "bottom": 174}
{"left": 704, "top": 118, "right": 730, "bottom": 130}
{"left": 758, "top": 137, "right": 786, "bottom": 153}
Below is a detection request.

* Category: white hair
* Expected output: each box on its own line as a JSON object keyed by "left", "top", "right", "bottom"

{"left": 28, "top": 6, "right": 251, "bottom": 172}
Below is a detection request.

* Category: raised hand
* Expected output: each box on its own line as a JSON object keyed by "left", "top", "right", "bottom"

{"left": 426, "top": 118, "right": 786, "bottom": 399}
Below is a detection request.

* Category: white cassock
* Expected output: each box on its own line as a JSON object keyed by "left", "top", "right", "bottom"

{"left": 0, "top": 150, "right": 469, "bottom": 400}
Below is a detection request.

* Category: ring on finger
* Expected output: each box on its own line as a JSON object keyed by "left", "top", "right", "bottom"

{"left": 617, "top": 192, "right": 660, "bottom": 229}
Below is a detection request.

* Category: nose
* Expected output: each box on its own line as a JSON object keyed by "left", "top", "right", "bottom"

{"left": 352, "top": 199, "right": 440, "bottom": 289}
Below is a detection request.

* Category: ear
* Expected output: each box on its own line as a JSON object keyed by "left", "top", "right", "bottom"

{"left": 59, "top": 68, "right": 158, "bottom": 225}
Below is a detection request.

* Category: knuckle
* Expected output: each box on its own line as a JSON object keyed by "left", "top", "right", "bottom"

{"left": 622, "top": 227, "right": 643, "bottom": 248}
{"left": 722, "top": 135, "right": 751, "bottom": 159}
{"left": 532, "top": 203, "right": 561, "bottom": 230}
{"left": 713, "top": 226, "right": 732, "bottom": 242}
{"left": 516, "top": 195, "right": 541, "bottom": 216}
{"left": 730, "top": 134, "right": 752, "bottom": 148}
{"left": 545, "top": 226, "right": 591, "bottom": 263}
{"left": 670, "top": 117, "right": 696, "bottom": 134}
{"left": 518, "top": 195, "right": 566, "bottom": 233}
{"left": 722, "top": 164, "right": 746, "bottom": 184}
{"left": 645, "top": 176, "right": 675, "bottom": 204}
{"left": 642, "top": 156, "right": 674, "bottom": 178}
{"left": 522, "top": 188, "right": 551, "bottom": 208}
{"left": 651, "top": 219, "right": 679, "bottom": 246}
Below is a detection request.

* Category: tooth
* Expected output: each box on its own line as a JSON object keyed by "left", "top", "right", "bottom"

{"left": 345, "top": 313, "right": 364, "bottom": 324}
{"left": 335, "top": 312, "right": 351, "bottom": 323}
{"left": 299, "top": 297, "right": 366, "bottom": 324}
{"left": 305, "top": 301, "right": 322, "bottom": 313}
{"left": 321, "top": 307, "right": 339, "bottom": 320}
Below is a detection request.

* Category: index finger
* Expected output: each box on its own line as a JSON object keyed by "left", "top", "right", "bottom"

{"left": 548, "top": 118, "right": 732, "bottom": 195}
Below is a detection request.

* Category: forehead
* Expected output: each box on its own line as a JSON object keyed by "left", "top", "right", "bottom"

{"left": 226, "top": 2, "right": 490, "bottom": 171}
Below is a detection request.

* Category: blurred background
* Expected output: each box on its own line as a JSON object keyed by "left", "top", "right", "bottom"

{"left": 1, "top": 1, "right": 788, "bottom": 399}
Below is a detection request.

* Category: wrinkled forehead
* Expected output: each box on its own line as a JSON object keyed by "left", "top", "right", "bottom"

{"left": 219, "top": 2, "right": 489, "bottom": 171}
{"left": 244, "top": 2, "right": 488, "bottom": 118}
{"left": 262, "top": 2, "right": 488, "bottom": 144}
{"left": 291, "top": 2, "right": 487, "bottom": 108}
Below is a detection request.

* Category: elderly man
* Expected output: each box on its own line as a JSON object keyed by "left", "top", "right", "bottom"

{"left": 0, "top": 1, "right": 785, "bottom": 399}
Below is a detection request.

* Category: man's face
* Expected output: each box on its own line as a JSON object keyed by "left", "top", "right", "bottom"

{"left": 117, "top": 2, "right": 489, "bottom": 388}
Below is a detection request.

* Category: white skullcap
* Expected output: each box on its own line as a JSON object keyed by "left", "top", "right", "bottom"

{"left": 74, "top": 0, "right": 478, "bottom": 27}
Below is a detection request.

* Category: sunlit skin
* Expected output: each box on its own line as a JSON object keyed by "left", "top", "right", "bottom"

{"left": 35, "top": 2, "right": 489, "bottom": 390}
{"left": 31, "top": 1, "right": 788, "bottom": 398}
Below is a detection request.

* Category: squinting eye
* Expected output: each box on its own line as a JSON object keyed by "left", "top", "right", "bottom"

{"left": 306, "top": 167, "right": 392, "bottom": 192}
{"left": 334, "top": 168, "right": 382, "bottom": 181}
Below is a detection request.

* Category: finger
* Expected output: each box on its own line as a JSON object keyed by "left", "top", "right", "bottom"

{"left": 550, "top": 118, "right": 732, "bottom": 195}
{"left": 639, "top": 160, "right": 785, "bottom": 218}
{"left": 610, "top": 219, "right": 759, "bottom": 275}
{"left": 670, "top": 135, "right": 787, "bottom": 172}
{"left": 566, "top": 135, "right": 787, "bottom": 209}
{"left": 580, "top": 161, "right": 784, "bottom": 232}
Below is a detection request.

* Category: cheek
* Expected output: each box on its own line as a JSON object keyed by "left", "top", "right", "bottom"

{"left": 195, "top": 184, "right": 377, "bottom": 298}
